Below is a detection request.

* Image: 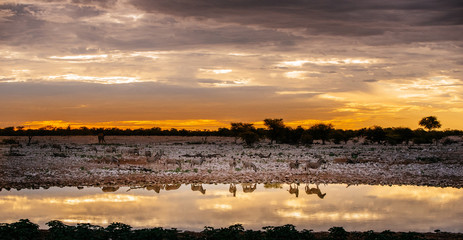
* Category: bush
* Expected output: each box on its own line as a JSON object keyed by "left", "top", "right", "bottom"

{"left": 329, "top": 226, "right": 348, "bottom": 240}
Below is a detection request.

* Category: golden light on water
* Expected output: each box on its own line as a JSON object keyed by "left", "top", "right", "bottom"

{"left": 1, "top": 184, "right": 463, "bottom": 232}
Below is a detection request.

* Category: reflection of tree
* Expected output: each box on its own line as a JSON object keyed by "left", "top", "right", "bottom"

{"left": 242, "top": 183, "right": 257, "bottom": 193}
{"left": 264, "top": 183, "right": 283, "bottom": 189}
{"left": 305, "top": 183, "right": 326, "bottom": 199}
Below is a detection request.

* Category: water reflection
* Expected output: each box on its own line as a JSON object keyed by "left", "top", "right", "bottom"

{"left": 1, "top": 184, "right": 463, "bottom": 233}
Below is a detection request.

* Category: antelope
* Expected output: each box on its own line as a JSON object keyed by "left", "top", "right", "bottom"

{"left": 289, "top": 160, "right": 300, "bottom": 170}
{"left": 105, "top": 147, "right": 117, "bottom": 153}
{"left": 243, "top": 161, "right": 258, "bottom": 172}
{"left": 229, "top": 158, "right": 237, "bottom": 169}
{"left": 242, "top": 183, "right": 257, "bottom": 193}
{"left": 304, "top": 159, "right": 326, "bottom": 171}
{"left": 190, "top": 157, "right": 206, "bottom": 167}
{"left": 144, "top": 150, "right": 152, "bottom": 158}
{"left": 305, "top": 183, "right": 326, "bottom": 199}
{"left": 191, "top": 183, "right": 206, "bottom": 194}
{"left": 51, "top": 144, "right": 62, "bottom": 152}
{"left": 288, "top": 184, "right": 299, "bottom": 198}
{"left": 127, "top": 148, "right": 139, "bottom": 156}
{"left": 164, "top": 159, "right": 182, "bottom": 169}
{"left": 148, "top": 150, "right": 164, "bottom": 163}
{"left": 90, "top": 146, "right": 98, "bottom": 154}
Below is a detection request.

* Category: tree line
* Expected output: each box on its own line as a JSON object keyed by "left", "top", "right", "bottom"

{"left": 0, "top": 116, "right": 461, "bottom": 146}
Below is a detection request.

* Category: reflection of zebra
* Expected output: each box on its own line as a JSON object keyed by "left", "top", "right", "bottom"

{"left": 305, "top": 184, "right": 326, "bottom": 199}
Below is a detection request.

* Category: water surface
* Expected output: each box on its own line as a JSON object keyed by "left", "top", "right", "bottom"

{"left": 1, "top": 184, "right": 462, "bottom": 232}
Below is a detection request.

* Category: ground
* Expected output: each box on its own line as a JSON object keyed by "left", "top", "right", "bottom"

{"left": 1, "top": 136, "right": 462, "bottom": 190}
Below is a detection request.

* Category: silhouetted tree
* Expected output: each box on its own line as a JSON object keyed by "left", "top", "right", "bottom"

{"left": 387, "top": 127, "right": 414, "bottom": 145}
{"left": 240, "top": 131, "right": 260, "bottom": 146}
{"left": 308, "top": 123, "right": 334, "bottom": 144}
{"left": 419, "top": 116, "right": 441, "bottom": 131}
{"left": 263, "top": 118, "right": 286, "bottom": 144}
{"left": 230, "top": 122, "right": 255, "bottom": 143}
{"left": 365, "top": 126, "right": 386, "bottom": 144}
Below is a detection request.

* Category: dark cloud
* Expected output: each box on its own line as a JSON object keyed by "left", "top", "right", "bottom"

{"left": 130, "top": 0, "right": 463, "bottom": 39}
{"left": 71, "top": 0, "right": 118, "bottom": 9}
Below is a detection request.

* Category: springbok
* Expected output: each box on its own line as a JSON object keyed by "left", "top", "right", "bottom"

{"left": 105, "top": 147, "right": 117, "bottom": 153}
{"left": 147, "top": 150, "right": 164, "bottom": 163}
{"left": 242, "top": 183, "right": 257, "bottom": 193}
{"left": 164, "top": 159, "right": 182, "bottom": 169}
{"left": 229, "top": 158, "right": 237, "bottom": 170}
{"left": 304, "top": 159, "right": 326, "bottom": 171}
{"left": 305, "top": 183, "right": 326, "bottom": 199}
{"left": 127, "top": 148, "right": 139, "bottom": 156}
{"left": 289, "top": 160, "right": 300, "bottom": 170}
{"left": 243, "top": 161, "right": 258, "bottom": 172}
{"left": 191, "top": 183, "right": 206, "bottom": 194}
{"left": 190, "top": 157, "right": 206, "bottom": 167}
{"left": 144, "top": 150, "right": 152, "bottom": 158}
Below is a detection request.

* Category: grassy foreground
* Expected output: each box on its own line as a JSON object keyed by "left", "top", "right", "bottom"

{"left": 1, "top": 219, "right": 462, "bottom": 240}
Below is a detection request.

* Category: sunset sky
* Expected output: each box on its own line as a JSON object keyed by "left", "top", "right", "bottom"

{"left": 1, "top": 0, "right": 462, "bottom": 130}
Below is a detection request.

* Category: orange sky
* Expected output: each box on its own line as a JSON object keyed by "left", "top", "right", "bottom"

{"left": 1, "top": 1, "right": 462, "bottom": 130}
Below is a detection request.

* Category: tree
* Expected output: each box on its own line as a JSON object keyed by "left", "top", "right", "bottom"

{"left": 308, "top": 123, "right": 334, "bottom": 144}
{"left": 263, "top": 118, "right": 286, "bottom": 144}
{"left": 365, "top": 126, "right": 386, "bottom": 144}
{"left": 230, "top": 122, "right": 255, "bottom": 143}
{"left": 419, "top": 116, "right": 441, "bottom": 131}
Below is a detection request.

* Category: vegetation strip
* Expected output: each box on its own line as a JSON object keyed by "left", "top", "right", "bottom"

{"left": 1, "top": 219, "right": 462, "bottom": 240}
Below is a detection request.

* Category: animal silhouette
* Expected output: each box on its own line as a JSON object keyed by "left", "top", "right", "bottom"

{"left": 191, "top": 183, "right": 206, "bottom": 194}
{"left": 288, "top": 183, "right": 299, "bottom": 197}
{"left": 242, "top": 183, "right": 257, "bottom": 193}
{"left": 305, "top": 183, "right": 326, "bottom": 199}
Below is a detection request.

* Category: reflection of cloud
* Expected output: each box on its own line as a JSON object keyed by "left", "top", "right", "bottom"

{"left": 276, "top": 210, "right": 381, "bottom": 221}
{"left": 367, "top": 186, "right": 463, "bottom": 204}
{"left": 1, "top": 184, "right": 463, "bottom": 232}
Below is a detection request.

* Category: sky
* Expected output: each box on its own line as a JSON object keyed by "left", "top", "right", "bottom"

{"left": 1, "top": 0, "right": 462, "bottom": 130}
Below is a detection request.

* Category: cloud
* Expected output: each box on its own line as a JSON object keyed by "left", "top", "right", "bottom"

{"left": 130, "top": 0, "right": 463, "bottom": 41}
